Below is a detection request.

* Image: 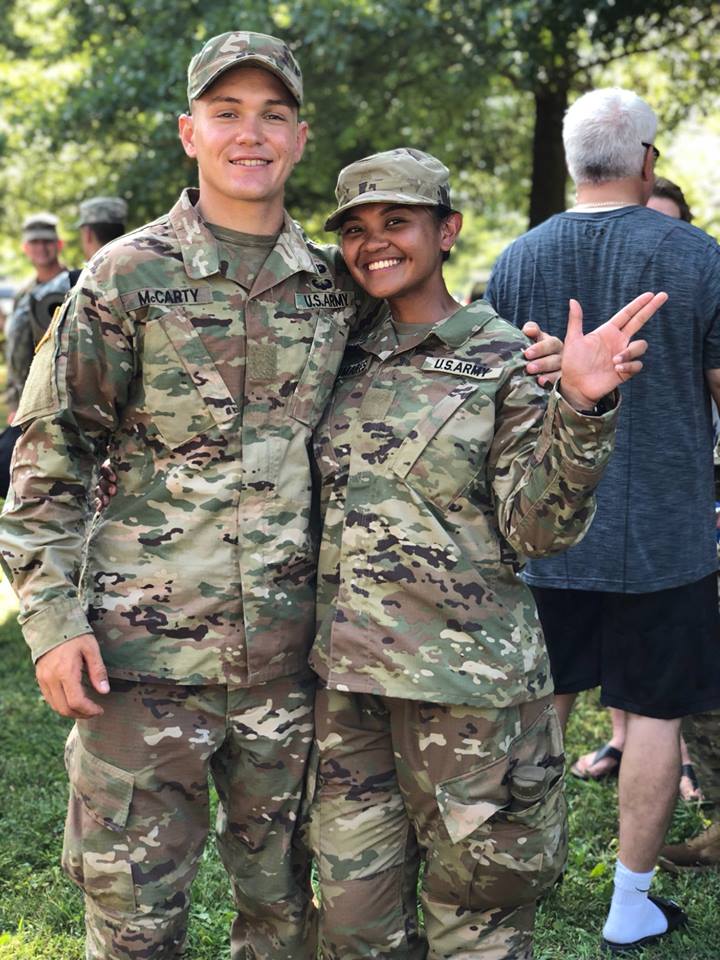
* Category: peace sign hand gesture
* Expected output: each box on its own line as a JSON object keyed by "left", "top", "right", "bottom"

{"left": 559, "top": 291, "right": 668, "bottom": 411}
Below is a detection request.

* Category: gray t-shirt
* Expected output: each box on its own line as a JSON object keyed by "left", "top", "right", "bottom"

{"left": 486, "top": 205, "right": 720, "bottom": 593}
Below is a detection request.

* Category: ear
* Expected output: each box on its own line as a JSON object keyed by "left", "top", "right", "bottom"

{"left": 56, "top": 238, "right": 64, "bottom": 252}
{"left": 178, "top": 112, "right": 197, "bottom": 159}
{"left": 641, "top": 146, "right": 654, "bottom": 183}
{"left": 440, "top": 211, "right": 463, "bottom": 254}
{"left": 293, "top": 119, "right": 309, "bottom": 165}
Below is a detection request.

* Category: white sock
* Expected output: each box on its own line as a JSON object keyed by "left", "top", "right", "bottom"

{"left": 602, "top": 860, "right": 668, "bottom": 945}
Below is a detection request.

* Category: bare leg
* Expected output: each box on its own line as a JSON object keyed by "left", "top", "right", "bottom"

{"left": 553, "top": 692, "right": 578, "bottom": 732}
{"left": 572, "top": 708, "right": 627, "bottom": 778}
{"left": 618, "top": 714, "right": 681, "bottom": 871}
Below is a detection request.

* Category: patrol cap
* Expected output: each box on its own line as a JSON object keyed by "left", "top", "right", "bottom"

{"left": 22, "top": 212, "right": 59, "bottom": 242}
{"left": 187, "top": 31, "right": 303, "bottom": 107}
{"left": 77, "top": 196, "right": 128, "bottom": 227}
{"left": 325, "top": 148, "right": 453, "bottom": 231}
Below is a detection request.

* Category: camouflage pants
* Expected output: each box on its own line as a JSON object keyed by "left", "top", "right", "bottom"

{"left": 683, "top": 711, "right": 720, "bottom": 811}
{"left": 62, "top": 673, "right": 317, "bottom": 960}
{"left": 311, "top": 688, "right": 566, "bottom": 960}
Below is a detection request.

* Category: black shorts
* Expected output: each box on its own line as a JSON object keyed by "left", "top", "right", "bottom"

{"left": 531, "top": 573, "right": 720, "bottom": 720}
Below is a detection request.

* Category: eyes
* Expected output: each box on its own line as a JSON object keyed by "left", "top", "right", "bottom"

{"left": 341, "top": 216, "right": 408, "bottom": 238}
{"left": 214, "top": 109, "right": 289, "bottom": 123}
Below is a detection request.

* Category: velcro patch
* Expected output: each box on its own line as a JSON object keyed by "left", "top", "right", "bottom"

{"left": 422, "top": 356, "right": 500, "bottom": 380}
{"left": 295, "top": 291, "right": 354, "bottom": 310}
{"left": 120, "top": 288, "right": 213, "bottom": 310}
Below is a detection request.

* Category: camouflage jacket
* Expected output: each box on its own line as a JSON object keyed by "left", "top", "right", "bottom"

{"left": 0, "top": 189, "right": 368, "bottom": 686}
{"left": 5, "top": 274, "right": 66, "bottom": 411}
{"left": 309, "top": 301, "right": 619, "bottom": 708}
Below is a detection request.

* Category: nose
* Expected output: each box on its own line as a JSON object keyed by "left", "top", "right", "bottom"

{"left": 362, "top": 232, "right": 390, "bottom": 252}
{"left": 233, "top": 114, "right": 264, "bottom": 145}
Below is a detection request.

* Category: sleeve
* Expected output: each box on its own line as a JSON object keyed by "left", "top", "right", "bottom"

{"left": 702, "top": 244, "right": 720, "bottom": 371}
{"left": 0, "top": 272, "right": 136, "bottom": 662}
{"left": 488, "top": 360, "right": 619, "bottom": 559}
{"left": 5, "top": 297, "right": 36, "bottom": 412}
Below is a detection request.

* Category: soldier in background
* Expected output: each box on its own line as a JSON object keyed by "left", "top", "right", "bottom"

{"left": 77, "top": 196, "right": 128, "bottom": 260}
{"left": 5, "top": 213, "right": 68, "bottom": 419}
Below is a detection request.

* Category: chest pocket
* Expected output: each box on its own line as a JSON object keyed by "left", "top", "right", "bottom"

{"left": 288, "top": 308, "right": 351, "bottom": 428}
{"left": 142, "top": 311, "right": 238, "bottom": 448}
{"left": 390, "top": 379, "right": 498, "bottom": 509}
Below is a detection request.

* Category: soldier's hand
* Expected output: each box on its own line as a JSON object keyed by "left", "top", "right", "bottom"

{"left": 94, "top": 460, "right": 118, "bottom": 510}
{"left": 36, "top": 633, "right": 110, "bottom": 719}
{"left": 522, "top": 321, "right": 563, "bottom": 387}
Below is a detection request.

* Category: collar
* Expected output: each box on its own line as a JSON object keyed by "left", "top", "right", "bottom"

{"left": 168, "top": 188, "right": 321, "bottom": 288}
{"left": 359, "top": 300, "right": 498, "bottom": 358}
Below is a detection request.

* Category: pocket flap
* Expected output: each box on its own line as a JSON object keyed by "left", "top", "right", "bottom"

{"left": 65, "top": 727, "right": 134, "bottom": 833}
{"left": 436, "top": 753, "right": 510, "bottom": 844}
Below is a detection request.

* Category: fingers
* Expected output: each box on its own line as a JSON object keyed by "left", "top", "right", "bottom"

{"left": 610, "top": 291, "right": 668, "bottom": 338}
{"left": 612, "top": 340, "right": 648, "bottom": 364}
{"left": 521, "top": 321, "right": 542, "bottom": 342}
{"left": 565, "top": 299, "right": 584, "bottom": 342}
{"left": 614, "top": 359, "right": 643, "bottom": 379}
{"left": 35, "top": 635, "right": 106, "bottom": 719}
{"left": 84, "top": 641, "right": 111, "bottom": 696}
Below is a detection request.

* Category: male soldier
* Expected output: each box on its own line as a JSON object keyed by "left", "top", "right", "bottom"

{"left": 5, "top": 213, "right": 69, "bottom": 419}
{"left": 77, "top": 196, "right": 128, "bottom": 260}
{"left": 486, "top": 87, "right": 720, "bottom": 952}
{"left": 0, "top": 32, "right": 366, "bottom": 960}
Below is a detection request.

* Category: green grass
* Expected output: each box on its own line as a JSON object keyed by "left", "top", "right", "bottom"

{"left": 1, "top": 571, "right": 719, "bottom": 958}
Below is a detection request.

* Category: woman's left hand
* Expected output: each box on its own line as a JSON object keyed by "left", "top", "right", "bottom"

{"left": 560, "top": 291, "right": 668, "bottom": 410}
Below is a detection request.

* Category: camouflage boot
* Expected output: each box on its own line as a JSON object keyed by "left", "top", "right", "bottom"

{"left": 659, "top": 821, "right": 720, "bottom": 873}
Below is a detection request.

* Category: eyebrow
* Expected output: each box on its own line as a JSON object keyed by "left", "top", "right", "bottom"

{"left": 343, "top": 203, "right": 413, "bottom": 223}
{"left": 207, "top": 95, "right": 295, "bottom": 109}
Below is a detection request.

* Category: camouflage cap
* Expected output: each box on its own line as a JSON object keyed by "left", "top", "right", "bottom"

{"left": 76, "top": 196, "right": 128, "bottom": 227}
{"left": 187, "top": 31, "right": 302, "bottom": 106}
{"left": 22, "top": 212, "right": 59, "bottom": 242}
{"left": 325, "top": 148, "right": 453, "bottom": 231}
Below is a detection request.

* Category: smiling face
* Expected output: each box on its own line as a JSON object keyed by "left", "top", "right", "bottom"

{"left": 178, "top": 65, "right": 308, "bottom": 230}
{"left": 339, "top": 203, "right": 461, "bottom": 304}
{"left": 22, "top": 238, "right": 61, "bottom": 271}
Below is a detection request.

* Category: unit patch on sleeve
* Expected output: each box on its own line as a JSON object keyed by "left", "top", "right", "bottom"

{"left": 422, "top": 356, "right": 501, "bottom": 380}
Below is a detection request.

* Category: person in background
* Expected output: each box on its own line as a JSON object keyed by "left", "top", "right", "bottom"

{"left": 5, "top": 213, "right": 68, "bottom": 419}
{"left": 486, "top": 87, "right": 720, "bottom": 953}
{"left": 77, "top": 196, "right": 128, "bottom": 260}
{"left": 571, "top": 175, "right": 703, "bottom": 803}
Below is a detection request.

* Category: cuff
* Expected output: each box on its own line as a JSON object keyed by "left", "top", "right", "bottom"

{"left": 19, "top": 596, "right": 93, "bottom": 663}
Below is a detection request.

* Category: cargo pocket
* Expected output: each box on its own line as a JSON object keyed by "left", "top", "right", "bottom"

{"left": 62, "top": 726, "right": 137, "bottom": 914}
{"left": 431, "top": 705, "right": 567, "bottom": 911}
{"left": 142, "top": 311, "right": 238, "bottom": 448}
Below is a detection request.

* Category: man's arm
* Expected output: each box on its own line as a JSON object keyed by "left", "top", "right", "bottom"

{"left": 705, "top": 368, "right": 720, "bottom": 409}
{"left": 0, "top": 275, "right": 134, "bottom": 718}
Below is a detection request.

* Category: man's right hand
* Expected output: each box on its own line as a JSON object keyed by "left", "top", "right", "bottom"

{"left": 35, "top": 633, "right": 110, "bottom": 718}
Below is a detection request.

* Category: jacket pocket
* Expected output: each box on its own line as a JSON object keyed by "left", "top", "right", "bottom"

{"left": 62, "top": 726, "right": 137, "bottom": 913}
{"left": 431, "top": 705, "right": 567, "bottom": 911}
{"left": 288, "top": 310, "right": 350, "bottom": 429}
{"left": 142, "top": 311, "right": 238, "bottom": 448}
{"left": 390, "top": 382, "right": 494, "bottom": 509}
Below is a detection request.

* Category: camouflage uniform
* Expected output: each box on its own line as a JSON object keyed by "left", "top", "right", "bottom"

{"left": 0, "top": 185, "right": 369, "bottom": 958}
{"left": 309, "top": 297, "right": 619, "bottom": 959}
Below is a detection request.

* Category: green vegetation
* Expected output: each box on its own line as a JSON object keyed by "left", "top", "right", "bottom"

{"left": 0, "top": 1, "right": 718, "bottom": 294}
{"left": 1, "top": 572, "right": 719, "bottom": 958}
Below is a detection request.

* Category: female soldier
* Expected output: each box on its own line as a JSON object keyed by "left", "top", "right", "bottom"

{"left": 308, "top": 148, "right": 665, "bottom": 960}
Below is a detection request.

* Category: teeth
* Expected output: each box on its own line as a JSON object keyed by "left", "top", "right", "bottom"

{"left": 367, "top": 258, "right": 401, "bottom": 271}
{"left": 231, "top": 159, "right": 269, "bottom": 166}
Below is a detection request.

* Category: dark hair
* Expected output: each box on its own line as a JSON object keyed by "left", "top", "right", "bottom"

{"left": 431, "top": 204, "right": 456, "bottom": 262}
{"left": 651, "top": 177, "right": 693, "bottom": 222}
{"left": 86, "top": 222, "right": 126, "bottom": 245}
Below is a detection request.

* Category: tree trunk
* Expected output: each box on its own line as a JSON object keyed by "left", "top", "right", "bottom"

{"left": 528, "top": 86, "right": 569, "bottom": 228}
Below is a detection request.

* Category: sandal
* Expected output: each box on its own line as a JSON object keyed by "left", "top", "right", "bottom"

{"left": 679, "top": 762, "right": 703, "bottom": 803}
{"left": 571, "top": 742, "right": 623, "bottom": 781}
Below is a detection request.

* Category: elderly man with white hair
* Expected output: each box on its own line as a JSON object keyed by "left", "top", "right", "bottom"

{"left": 487, "top": 87, "right": 720, "bottom": 954}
